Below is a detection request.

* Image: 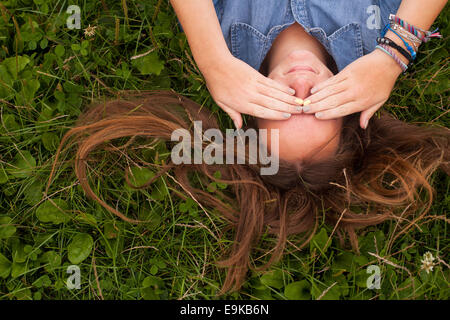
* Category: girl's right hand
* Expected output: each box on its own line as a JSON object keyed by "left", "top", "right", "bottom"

{"left": 201, "top": 53, "right": 302, "bottom": 129}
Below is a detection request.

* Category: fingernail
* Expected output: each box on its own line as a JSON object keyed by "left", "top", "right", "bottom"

{"left": 283, "top": 113, "right": 291, "bottom": 118}
{"left": 303, "top": 106, "right": 310, "bottom": 112}
{"left": 289, "top": 88, "right": 296, "bottom": 95}
{"left": 296, "top": 106, "right": 303, "bottom": 112}
{"left": 295, "top": 98, "right": 304, "bottom": 105}
{"left": 303, "top": 99, "right": 311, "bottom": 106}
{"left": 311, "top": 87, "right": 317, "bottom": 94}
{"left": 315, "top": 112, "right": 322, "bottom": 118}
{"left": 363, "top": 119, "right": 369, "bottom": 129}
{"left": 233, "top": 120, "right": 239, "bottom": 129}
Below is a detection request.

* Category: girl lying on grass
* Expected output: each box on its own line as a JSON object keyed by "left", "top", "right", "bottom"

{"left": 47, "top": 0, "right": 448, "bottom": 294}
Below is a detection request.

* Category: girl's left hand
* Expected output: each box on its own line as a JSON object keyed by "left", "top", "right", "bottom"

{"left": 303, "top": 49, "right": 403, "bottom": 129}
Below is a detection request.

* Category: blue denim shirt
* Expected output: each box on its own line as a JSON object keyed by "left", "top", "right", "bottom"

{"left": 211, "top": 0, "right": 402, "bottom": 72}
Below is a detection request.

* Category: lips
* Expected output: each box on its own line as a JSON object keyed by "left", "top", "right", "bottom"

{"left": 287, "top": 65, "right": 316, "bottom": 74}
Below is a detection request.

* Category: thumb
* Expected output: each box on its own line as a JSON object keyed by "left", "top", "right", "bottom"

{"left": 360, "top": 102, "right": 383, "bottom": 129}
{"left": 231, "top": 113, "right": 243, "bottom": 130}
{"left": 217, "top": 102, "right": 243, "bottom": 129}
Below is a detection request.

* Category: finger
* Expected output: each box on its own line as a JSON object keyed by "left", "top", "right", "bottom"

{"left": 306, "top": 81, "right": 347, "bottom": 105}
{"left": 258, "top": 75, "right": 296, "bottom": 95}
{"left": 303, "top": 90, "right": 354, "bottom": 114}
{"left": 310, "top": 74, "right": 346, "bottom": 94}
{"left": 217, "top": 102, "right": 243, "bottom": 129}
{"left": 258, "top": 84, "right": 304, "bottom": 109}
{"left": 247, "top": 103, "right": 292, "bottom": 120}
{"left": 360, "top": 102, "right": 384, "bottom": 129}
{"left": 255, "top": 89, "right": 303, "bottom": 113}
{"left": 314, "top": 101, "right": 364, "bottom": 120}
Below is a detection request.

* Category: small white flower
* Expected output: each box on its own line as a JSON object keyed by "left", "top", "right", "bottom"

{"left": 420, "top": 251, "right": 435, "bottom": 274}
{"left": 84, "top": 24, "right": 97, "bottom": 37}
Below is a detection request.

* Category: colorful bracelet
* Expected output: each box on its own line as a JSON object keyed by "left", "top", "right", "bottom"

{"left": 389, "top": 22, "right": 422, "bottom": 51}
{"left": 377, "top": 13, "right": 443, "bottom": 73}
{"left": 389, "top": 14, "right": 442, "bottom": 43}
{"left": 377, "top": 37, "right": 413, "bottom": 67}
{"left": 381, "top": 24, "right": 417, "bottom": 60}
{"left": 375, "top": 44, "right": 408, "bottom": 73}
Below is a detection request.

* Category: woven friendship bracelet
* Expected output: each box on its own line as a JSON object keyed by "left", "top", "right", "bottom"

{"left": 377, "top": 37, "right": 413, "bottom": 67}
{"left": 375, "top": 44, "right": 408, "bottom": 73}
{"left": 382, "top": 24, "right": 417, "bottom": 60}
{"left": 377, "top": 13, "right": 443, "bottom": 74}
{"left": 389, "top": 14, "right": 442, "bottom": 43}
{"left": 389, "top": 23, "right": 422, "bottom": 51}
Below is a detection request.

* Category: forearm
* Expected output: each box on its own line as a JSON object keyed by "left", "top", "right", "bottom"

{"left": 372, "top": 0, "right": 446, "bottom": 76}
{"left": 170, "top": 0, "right": 231, "bottom": 72}
{"left": 384, "top": 0, "right": 446, "bottom": 65}
{"left": 395, "top": 0, "right": 447, "bottom": 31}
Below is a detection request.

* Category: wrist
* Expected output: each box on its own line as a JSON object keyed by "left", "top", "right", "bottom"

{"left": 196, "top": 48, "right": 233, "bottom": 76}
{"left": 383, "top": 30, "right": 417, "bottom": 65}
{"left": 371, "top": 48, "right": 403, "bottom": 78}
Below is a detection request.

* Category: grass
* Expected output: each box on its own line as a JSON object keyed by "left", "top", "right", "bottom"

{"left": 0, "top": 0, "right": 448, "bottom": 300}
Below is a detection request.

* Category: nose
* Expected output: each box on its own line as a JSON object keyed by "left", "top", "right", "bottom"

{"left": 290, "top": 78, "right": 314, "bottom": 100}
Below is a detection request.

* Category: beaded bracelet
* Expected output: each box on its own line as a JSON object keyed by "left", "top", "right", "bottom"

{"left": 377, "top": 37, "right": 413, "bottom": 67}
{"left": 381, "top": 24, "right": 417, "bottom": 60}
{"left": 376, "top": 14, "right": 443, "bottom": 74}
{"left": 389, "top": 14, "right": 442, "bottom": 43}
{"left": 375, "top": 44, "right": 408, "bottom": 73}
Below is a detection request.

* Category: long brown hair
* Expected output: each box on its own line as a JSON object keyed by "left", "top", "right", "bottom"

{"left": 46, "top": 90, "right": 450, "bottom": 294}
